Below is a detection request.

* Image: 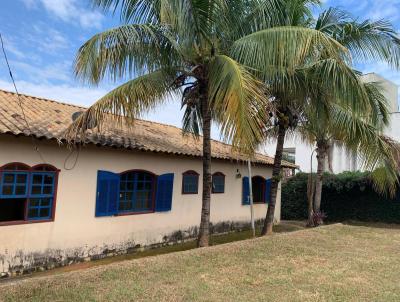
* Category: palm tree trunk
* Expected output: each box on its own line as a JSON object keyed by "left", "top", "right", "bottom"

{"left": 197, "top": 91, "right": 212, "bottom": 247}
{"left": 314, "top": 143, "right": 327, "bottom": 220}
{"left": 261, "top": 124, "right": 286, "bottom": 235}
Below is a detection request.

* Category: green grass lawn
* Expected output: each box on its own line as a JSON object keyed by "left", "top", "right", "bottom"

{"left": 2, "top": 222, "right": 400, "bottom": 302}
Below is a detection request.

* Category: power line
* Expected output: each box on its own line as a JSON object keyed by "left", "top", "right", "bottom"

{"left": 0, "top": 32, "right": 48, "bottom": 164}
{"left": 1, "top": 33, "right": 82, "bottom": 170}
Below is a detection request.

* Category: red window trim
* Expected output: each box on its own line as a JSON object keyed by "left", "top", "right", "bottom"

{"left": 212, "top": 172, "right": 225, "bottom": 194}
{"left": 0, "top": 162, "right": 60, "bottom": 226}
{"left": 182, "top": 170, "right": 199, "bottom": 195}
{"left": 0, "top": 162, "right": 31, "bottom": 171}
{"left": 252, "top": 175, "right": 266, "bottom": 204}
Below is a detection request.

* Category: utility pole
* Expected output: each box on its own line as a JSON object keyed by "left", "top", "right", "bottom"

{"left": 248, "top": 159, "right": 255, "bottom": 237}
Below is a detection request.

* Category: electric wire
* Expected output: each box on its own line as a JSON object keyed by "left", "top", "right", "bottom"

{"left": 1, "top": 33, "right": 80, "bottom": 170}
{"left": 0, "top": 33, "right": 47, "bottom": 164}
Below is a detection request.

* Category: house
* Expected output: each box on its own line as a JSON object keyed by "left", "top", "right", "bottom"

{"left": 0, "top": 89, "right": 295, "bottom": 277}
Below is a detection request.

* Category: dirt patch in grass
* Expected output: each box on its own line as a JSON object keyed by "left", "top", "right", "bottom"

{"left": 3, "top": 222, "right": 400, "bottom": 302}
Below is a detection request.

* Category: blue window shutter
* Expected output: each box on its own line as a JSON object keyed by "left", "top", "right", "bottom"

{"left": 242, "top": 177, "right": 250, "bottom": 205}
{"left": 96, "top": 171, "right": 120, "bottom": 217}
{"left": 155, "top": 173, "right": 174, "bottom": 212}
{"left": 265, "top": 179, "right": 272, "bottom": 204}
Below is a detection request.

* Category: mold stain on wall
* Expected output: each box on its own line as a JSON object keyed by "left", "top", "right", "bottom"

{"left": 0, "top": 220, "right": 257, "bottom": 278}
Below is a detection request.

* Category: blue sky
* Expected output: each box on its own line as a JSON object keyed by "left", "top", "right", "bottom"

{"left": 0, "top": 0, "right": 399, "bottom": 132}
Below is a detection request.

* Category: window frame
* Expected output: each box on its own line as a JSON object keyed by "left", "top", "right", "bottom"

{"left": 212, "top": 172, "right": 225, "bottom": 194}
{"left": 182, "top": 170, "right": 199, "bottom": 195}
{"left": 117, "top": 169, "right": 157, "bottom": 216}
{"left": 252, "top": 175, "right": 266, "bottom": 204}
{"left": 0, "top": 162, "right": 60, "bottom": 226}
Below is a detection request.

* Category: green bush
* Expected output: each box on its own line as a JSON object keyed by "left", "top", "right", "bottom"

{"left": 282, "top": 172, "right": 400, "bottom": 223}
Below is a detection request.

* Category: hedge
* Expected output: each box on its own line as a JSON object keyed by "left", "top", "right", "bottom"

{"left": 281, "top": 172, "right": 400, "bottom": 223}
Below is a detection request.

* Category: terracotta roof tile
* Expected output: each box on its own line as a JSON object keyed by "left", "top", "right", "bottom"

{"left": 0, "top": 89, "right": 296, "bottom": 168}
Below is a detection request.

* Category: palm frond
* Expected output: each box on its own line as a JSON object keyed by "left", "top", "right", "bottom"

{"left": 231, "top": 26, "right": 349, "bottom": 82}
{"left": 315, "top": 7, "right": 350, "bottom": 33}
{"left": 302, "top": 59, "right": 377, "bottom": 116}
{"left": 182, "top": 103, "right": 203, "bottom": 136}
{"left": 74, "top": 24, "right": 181, "bottom": 84}
{"left": 327, "top": 104, "right": 399, "bottom": 196}
{"left": 91, "top": 0, "right": 162, "bottom": 24}
{"left": 64, "top": 69, "right": 179, "bottom": 142}
{"left": 208, "top": 54, "right": 270, "bottom": 152}
{"left": 316, "top": 8, "right": 400, "bottom": 69}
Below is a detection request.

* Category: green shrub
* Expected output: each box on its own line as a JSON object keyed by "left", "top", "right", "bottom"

{"left": 282, "top": 172, "right": 400, "bottom": 223}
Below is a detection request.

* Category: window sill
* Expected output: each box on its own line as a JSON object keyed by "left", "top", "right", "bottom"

{"left": 115, "top": 210, "right": 155, "bottom": 216}
{"left": 0, "top": 218, "right": 54, "bottom": 227}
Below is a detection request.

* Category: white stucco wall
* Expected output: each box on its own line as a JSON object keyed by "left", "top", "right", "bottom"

{"left": 0, "top": 135, "right": 280, "bottom": 274}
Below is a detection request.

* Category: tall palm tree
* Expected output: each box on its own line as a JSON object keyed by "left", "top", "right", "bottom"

{"left": 250, "top": 5, "right": 400, "bottom": 235}
{"left": 300, "top": 80, "right": 399, "bottom": 226}
{"left": 65, "top": 0, "right": 346, "bottom": 246}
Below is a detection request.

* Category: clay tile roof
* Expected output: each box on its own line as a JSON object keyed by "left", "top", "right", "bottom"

{"left": 0, "top": 89, "right": 297, "bottom": 168}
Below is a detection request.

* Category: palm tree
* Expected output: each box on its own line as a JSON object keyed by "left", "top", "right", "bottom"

{"left": 65, "top": 0, "right": 346, "bottom": 246}
{"left": 300, "top": 80, "right": 399, "bottom": 226}
{"left": 251, "top": 5, "right": 400, "bottom": 235}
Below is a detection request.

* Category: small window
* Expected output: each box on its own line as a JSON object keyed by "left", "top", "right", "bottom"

{"left": 212, "top": 172, "right": 225, "bottom": 193}
{"left": 282, "top": 147, "right": 296, "bottom": 164}
{"left": 0, "top": 163, "right": 58, "bottom": 225}
{"left": 182, "top": 171, "right": 199, "bottom": 194}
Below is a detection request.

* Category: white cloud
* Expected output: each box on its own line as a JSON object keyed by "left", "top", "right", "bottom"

{"left": 367, "top": 0, "right": 400, "bottom": 22}
{"left": 9, "top": 60, "right": 72, "bottom": 83}
{"left": 30, "top": 25, "right": 69, "bottom": 54}
{"left": 21, "top": 0, "right": 104, "bottom": 29}
{"left": 21, "top": 0, "right": 36, "bottom": 8}
{"left": 0, "top": 36, "right": 25, "bottom": 59}
{"left": 0, "top": 79, "right": 108, "bottom": 107}
{"left": 324, "top": 0, "right": 400, "bottom": 23}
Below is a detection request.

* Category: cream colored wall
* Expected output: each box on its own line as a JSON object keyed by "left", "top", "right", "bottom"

{"left": 0, "top": 135, "right": 280, "bottom": 264}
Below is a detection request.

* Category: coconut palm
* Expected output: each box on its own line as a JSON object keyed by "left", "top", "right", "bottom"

{"left": 300, "top": 80, "right": 399, "bottom": 226}
{"left": 65, "top": 0, "right": 348, "bottom": 246}
{"left": 249, "top": 5, "right": 400, "bottom": 235}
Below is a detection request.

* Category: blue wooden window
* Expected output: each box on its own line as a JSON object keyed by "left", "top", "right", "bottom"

{"left": 1, "top": 172, "right": 28, "bottom": 197}
{"left": 212, "top": 173, "right": 225, "bottom": 193}
{"left": 243, "top": 176, "right": 269, "bottom": 205}
{"left": 27, "top": 198, "right": 52, "bottom": 220}
{"left": 28, "top": 172, "right": 55, "bottom": 220}
{"left": 96, "top": 171, "right": 119, "bottom": 217}
{"left": 31, "top": 173, "right": 55, "bottom": 197}
{"left": 182, "top": 171, "right": 199, "bottom": 194}
{"left": 96, "top": 170, "right": 174, "bottom": 217}
{"left": 242, "top": 177, "right": 250, "bottom": 205}
{"left": 119, "top": 171, "right": 154, "bottom": 212}
{"left": 0, "top": 163, "right": 58, "bottom": 224}
{"left": 155, "top": 174, "right": 174, "bottom": 212}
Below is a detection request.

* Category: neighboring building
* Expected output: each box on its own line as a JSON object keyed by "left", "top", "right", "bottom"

{"left": 0, "top": 90, "right": 294, "bottom": 277}
{"left": 263, "top": 73, "right": 400, "bottom": 173}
